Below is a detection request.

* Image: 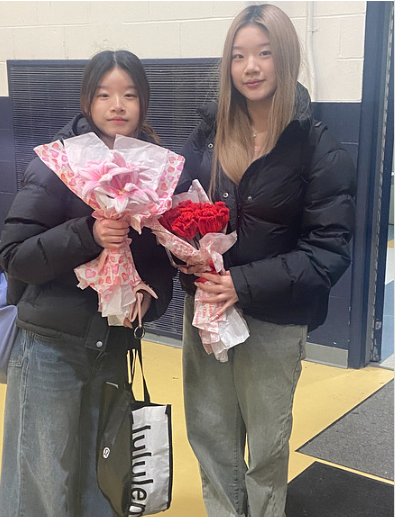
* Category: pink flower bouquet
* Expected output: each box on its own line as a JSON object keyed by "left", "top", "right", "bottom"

{"left": 34, "top": 132, "right": 184, "bottom": 326}
{"left": 146, "top": 180, "right": 249, "bottom": 362}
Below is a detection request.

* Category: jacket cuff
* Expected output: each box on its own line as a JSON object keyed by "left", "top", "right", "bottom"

{"left": 229, "top": 266, "right": 251, "bottom": 308}
{"left": 79, "top": 216, "right": 103, "bottom": 255}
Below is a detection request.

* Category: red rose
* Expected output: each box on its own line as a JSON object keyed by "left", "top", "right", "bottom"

{"left": 159, "top": 200, "right": 229, "bottom": 241}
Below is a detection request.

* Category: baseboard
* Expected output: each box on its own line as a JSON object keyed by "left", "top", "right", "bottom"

{"left": 144, "top": 333, "right": 349, "bottom": 369}
{"left": 304, "top": 341, "right": 348, "bottom": 368}
{"left": 144, "top": 332, "right": 183, "bottom": 349}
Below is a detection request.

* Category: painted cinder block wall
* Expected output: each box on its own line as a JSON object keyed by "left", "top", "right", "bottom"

{"left": 0, "top": 1, "right": 366, "bottom": 99}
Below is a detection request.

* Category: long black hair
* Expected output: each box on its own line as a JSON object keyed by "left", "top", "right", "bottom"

{"left": 80, "top": 50, "right": 159, "bottom": 142}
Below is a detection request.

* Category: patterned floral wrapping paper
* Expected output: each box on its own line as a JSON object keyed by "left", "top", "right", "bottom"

{"left": 34, "top": 133, "right": 184, "bottom": 326}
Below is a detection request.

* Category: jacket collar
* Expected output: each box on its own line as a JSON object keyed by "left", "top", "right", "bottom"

{"left": 197, "top": 101, "right": 218, "bottom": 129}
{"left": 53, "top": 113, "right": 91, "bottom": 141}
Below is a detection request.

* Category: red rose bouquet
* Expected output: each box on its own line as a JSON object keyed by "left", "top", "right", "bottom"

{"left": 159, "top": 199, "right": 229, "bottom": 249}
{"left": 145, "top": 180, "right": 249, "bottom": 362}
{"left": 34, "top": 132, "right": 184, "bottom": 326}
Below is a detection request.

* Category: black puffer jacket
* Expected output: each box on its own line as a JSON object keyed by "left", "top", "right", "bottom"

{"left": 0, "top": 114, "right": 176, "bottom": 351}
{"left": 176, "top": 85, "right": 356, "bottom": 331}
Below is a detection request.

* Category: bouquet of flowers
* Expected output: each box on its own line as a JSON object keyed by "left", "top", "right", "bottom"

{"left": 34, "top": 132, "right": 184, "bottom": 326}
{"left": 145, "top": 180, "right": 249, "bottom": 362}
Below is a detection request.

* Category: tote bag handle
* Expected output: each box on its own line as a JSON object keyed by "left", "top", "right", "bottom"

{"left": 127, "top": 346, "right": 151, "bottom": 404}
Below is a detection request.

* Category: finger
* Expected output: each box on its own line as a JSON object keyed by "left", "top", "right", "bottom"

{"left": 213, "top": 302, "right": 231, "bottom": 319}
{"left": 105, "top": 239, "right": 130, "bottom": 251}
{"left": 96, "top": 225, "right": 129, "bottom": 241}
{"left": 194, "top": 282, "right": 222, "bottom": 294}
{"left": 102, "top": 230, "right": 130, "bottom": 240}
{"left": 103, "top": 219, "right": 130, "bottom": 229}
{"left": 94, "top": 222, "right": 129, "bottom": 246}
{"left": 105, "top": 229, "right": 130, "bottom": 238}
{"left": 107, "top": 233, "right": 129, "bottom": 242}
{"left": 194, "top": 275, "right": 223, "bottom": 286}
{"left": 198, "top": 284, "right": 238, "bottom": 302}
{"left": 202, "top": 295, "right": 223, "bottom": 305}
{"left": 194, "top": 271, "right": 219, "bottom": 279}
{"left": 103, "top": 240, "right": 126, "bottom": 250}
{"left": 108, "top": 227, "right": 130, "bottom": 234}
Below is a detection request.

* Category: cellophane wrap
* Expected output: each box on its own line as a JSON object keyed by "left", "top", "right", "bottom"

{"left": 34, "top": 132, "right": 184, "bottom": 326}
{"left": 146, "top": 180, "right": 249, "bottom": 362}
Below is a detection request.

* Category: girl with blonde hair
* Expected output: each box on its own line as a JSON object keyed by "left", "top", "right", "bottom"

{"left": 176, "top": 4, "right": 356, "bottom": 517}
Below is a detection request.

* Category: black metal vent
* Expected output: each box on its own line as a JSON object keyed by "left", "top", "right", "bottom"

{"left": 8, "top": 58, "right": 220, "bottom": 340}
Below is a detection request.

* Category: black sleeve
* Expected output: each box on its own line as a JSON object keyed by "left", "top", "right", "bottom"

{"left": 0, "top": 158, "right": 103, "bottom": 285}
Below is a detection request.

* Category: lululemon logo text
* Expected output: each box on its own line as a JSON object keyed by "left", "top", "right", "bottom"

{"left": 129, "top": 424, "right": 154, "bottom": 516}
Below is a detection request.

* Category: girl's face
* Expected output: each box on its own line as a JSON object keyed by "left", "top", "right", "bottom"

{"left": 90, "top": 67, "right": 140, "bottom": 148}
{"left": 231, "top": 24, "right": 277, "bottom": 109}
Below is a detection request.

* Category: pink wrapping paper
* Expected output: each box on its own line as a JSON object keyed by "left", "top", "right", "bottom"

{"left": 34, "top": 132, "right": 184, "bottom": 326}
{"left": 146, "top": 180, "right": 249, "bottom": 362}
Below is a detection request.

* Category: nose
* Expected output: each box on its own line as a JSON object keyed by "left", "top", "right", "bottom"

{"left": 245, "top": 55, "right": 260, "bottom": 74}
{"left": 112, "top": 94, "right": 125, "bottom": 112}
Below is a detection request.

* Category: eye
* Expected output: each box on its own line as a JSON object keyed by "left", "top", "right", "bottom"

{"left": 125, "top": 93, "right": 138, "bottom": 99}
{"left": 260, "top": 50, "right": 272, "bottom": 57}
{"left": 231, "top": 53, "right": 244, "bottom": 61}
{"left": 97, "top": 93, "right": 109, "bottom": 99}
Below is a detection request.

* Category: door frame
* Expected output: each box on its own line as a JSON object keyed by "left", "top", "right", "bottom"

{"left": 348, "top": 1, "right": 394, "bottom": 368}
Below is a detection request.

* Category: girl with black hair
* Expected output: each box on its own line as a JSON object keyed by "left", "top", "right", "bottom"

{"left": 0, "top": 50, "right": 175, "bottom": 517}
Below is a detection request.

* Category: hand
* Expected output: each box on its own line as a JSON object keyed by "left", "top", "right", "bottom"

{"left": 93, "top": 218, "right": 131, "bottom": 250}
{"left": 194, "top": 270, "right": 239, "bottom": 318}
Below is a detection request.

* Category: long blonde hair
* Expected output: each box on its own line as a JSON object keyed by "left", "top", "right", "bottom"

{"left": 211, "top": 4, "right": 301, "bottom": 194}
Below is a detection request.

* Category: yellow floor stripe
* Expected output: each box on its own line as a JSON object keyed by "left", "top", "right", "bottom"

{"left": 297, "top": 456, "right": 395, "bottom": 485}
{"left": 0, "top": 342, "right": 394, "bottom": 516}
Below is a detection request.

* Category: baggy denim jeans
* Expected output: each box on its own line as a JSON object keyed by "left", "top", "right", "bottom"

{"left": 182, "top": 296, "right": 306, "bottom": 517}
{"left": 0, "top": 328, "right": 125, "bottom": 517}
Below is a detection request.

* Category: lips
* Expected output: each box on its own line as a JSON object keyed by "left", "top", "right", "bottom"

{"left": 245, "top": 80, "right": 263, "bottom": 86}
{"left": 109, "top": 118, "right": 127, "bottom": 122}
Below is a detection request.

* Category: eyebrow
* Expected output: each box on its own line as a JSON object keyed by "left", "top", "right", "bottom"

{"left": 232, "top": 42, "right": 270, "bottom": 50}
{"left": 96, "top": 84, "right": 137, "bottom": 90}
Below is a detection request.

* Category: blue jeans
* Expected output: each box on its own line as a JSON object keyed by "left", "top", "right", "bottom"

{"left": 0, "top": 328, "right": 125, "bottom": 517}
{"left": 183, "top": 296, "right": 306, "bottom": 517}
